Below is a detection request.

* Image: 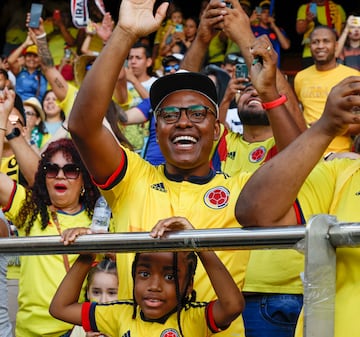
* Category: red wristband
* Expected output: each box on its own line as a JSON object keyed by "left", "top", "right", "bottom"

{"left": 262, "top": 94, "right": 288, "bottom": 110}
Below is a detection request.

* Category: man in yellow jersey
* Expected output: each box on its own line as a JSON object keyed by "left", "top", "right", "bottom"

{"left": 183, "top": 3, "right": 306, "bottom": 335}
{"left": 66, "top": 1, "right": 303, "bottom": 336}
{"left": 236, "top": 74, "right": 360, "bottom": 337}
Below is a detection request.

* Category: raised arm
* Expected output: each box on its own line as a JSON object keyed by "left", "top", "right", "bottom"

{"left": 150, "top": 217, "right": 244, "bottom": 330}
{"left": 235, "top": 76, "right": 360, "bottom": 227}
{"left": 181, "top": 0, "right": 227, "bottom": 72}
{"left": 28, "top": 19, "right": 69, "bottom": 102}
{"left": 68, "top": 0, "right": 168, "bottom": 184}
{"left": 49, "top": 254, "right": 94, "bottom": 326}
{"left": 7, "top": 34, "right": 34, "bottom": 76}
{"left": 249, "top": 35, "right": 301, "bottom": 151}
{"left": 335, "top": 15, "right": 353, "bottom": 58}
{"left": 223, "top": 0, "right": 306, "bottom": 132}
{"left": 0, "top": 89, "right": 23, "bottom": 205}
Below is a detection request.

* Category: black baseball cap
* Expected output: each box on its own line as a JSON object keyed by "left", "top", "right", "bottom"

{"left": 150, "top": 71, "right": 219, "bottom": 118}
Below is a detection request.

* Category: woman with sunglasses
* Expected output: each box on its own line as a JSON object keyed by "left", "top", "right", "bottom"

{"left": 0, "top": 91, "right": 100, "bottom": 337}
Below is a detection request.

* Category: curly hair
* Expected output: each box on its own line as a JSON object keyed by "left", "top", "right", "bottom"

{"left": 14, "top": 138, "right": 100, "bottom": 235}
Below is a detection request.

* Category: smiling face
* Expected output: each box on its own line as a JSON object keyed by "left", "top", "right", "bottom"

{"left": 134, "top": 252, "right": 192, "bottom": 320}
{"left": 45, "top": 151, "right": 84, "bottom": 213}
{"left": 24, "top": 53, "right": 40, "bottom": 71}
{"left": 43, "top": 91, "right": 62, "bottom": 121}
{"left": 310, "top": 27, "right": 337, "bottom": 67}
{"left": 155, "top": 90, "right": 220, "bottom": 177}
{"left": 237, "top": 85, "right": 269, "bottom": 126}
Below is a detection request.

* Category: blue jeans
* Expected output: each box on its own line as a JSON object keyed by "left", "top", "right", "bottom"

{"left": 242, "top": 293, "right": 303, "bottom": 337}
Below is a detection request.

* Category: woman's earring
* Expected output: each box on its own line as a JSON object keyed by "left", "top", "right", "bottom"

{"left": 80, "top": 186, "right": 85, "bottom": 196}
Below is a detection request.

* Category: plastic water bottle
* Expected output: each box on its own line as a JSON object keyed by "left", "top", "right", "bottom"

{"left": 91, "top": 196, "right": 111, "bottom": 232}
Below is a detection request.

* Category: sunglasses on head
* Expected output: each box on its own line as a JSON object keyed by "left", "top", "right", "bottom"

{"left": 225, "top": 54, "right": 245, "bottom": 65}
{"left": 164, "top": 63, "right": 180, "bottom": 73}
{"left": 43, "top": 162, "right": 81, "bottom": 179}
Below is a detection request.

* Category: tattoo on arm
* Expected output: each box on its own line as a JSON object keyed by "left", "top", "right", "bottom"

{"left": 37, "top": 37, "right": 54, "bottom": 68}
{"left": 54, "top": 78, "right": 65, "bottom": 90}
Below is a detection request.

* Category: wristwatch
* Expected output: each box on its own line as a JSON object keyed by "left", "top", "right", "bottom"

{"left": 5, "top": 127, "right": 21, "bottom": 141}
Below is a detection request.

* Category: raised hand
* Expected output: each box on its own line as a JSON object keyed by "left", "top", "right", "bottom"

{"left": 117, "top": 0, "right": 169, "bottom": 39}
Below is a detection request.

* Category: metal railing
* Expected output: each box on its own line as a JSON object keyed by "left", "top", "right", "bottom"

{"left": 2, "top": 214, "right": 359, "bottom": 337}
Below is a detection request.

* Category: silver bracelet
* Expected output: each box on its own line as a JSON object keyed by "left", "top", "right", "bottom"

{"left": 36, "top": 32, "right": 47, "bottom": 39}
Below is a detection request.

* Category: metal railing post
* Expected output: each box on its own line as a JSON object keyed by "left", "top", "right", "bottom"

{"left": 303, "top": 214, "right": 337, "bottom": 337}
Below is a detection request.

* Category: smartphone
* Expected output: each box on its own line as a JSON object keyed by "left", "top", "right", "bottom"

{"left": 29, "top": 3, "right": 43, "bottom": 28}
{"left": 175, "top": 24, "right": 183, "bottom": 33}
{"left": 255, "top": 6, "right": 262, "bottom": 14}
{"left": 64, "top": 48, "right": 71, "bottom": 59}
{"left": 235, "top": 63, "right": 248, "bottom": 79}
{"left": 221, "top": 0, "right": 232, "bottom": 8}
{"left": 309, "top": 2, "right": 317, "bottom": 16}
{"left": 53, "top": 9, "right": 61, "bottom": 21}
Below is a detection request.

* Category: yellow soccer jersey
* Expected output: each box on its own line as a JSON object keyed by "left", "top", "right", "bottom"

{"left": 98, "top": 147, "right": 250, "bottom": 337}
{"left": 3, "top": 183, "right": 92, "bottom": 337}
{"left": 1, "top": 155, "right": 21, "bottom": 184}
{"left": 295, "top": 158, "right": 360, "bottom": 337}
{"left": 217, "top": 132, "right": 304, "bottom": 294}
{"left": 220, "top": 132, "right": 276, "bottom": 176}
{"left": 82, "top": 301, "right": 222, "bottom": 336}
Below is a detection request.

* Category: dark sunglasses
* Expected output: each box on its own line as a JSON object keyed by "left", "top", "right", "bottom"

{"left": 164, "top": 63, "right": 180, "bottom": 73}
{"left": 43, "top": 162, "right": 81, "bottom": 179}
{"left": 156, "top": 105, "right": 216, "bottom": 124}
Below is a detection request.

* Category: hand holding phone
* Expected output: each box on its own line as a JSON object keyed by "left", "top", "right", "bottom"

{"left": 309, "top": 3, "right": 317, "bottom": 16}
{"left": 235, "top": 63, "right": 248, "bottom": 79}
{"left": 53, "top": 9, "right": 61, "bottom": 21}
{"left": 29, "top": 3, "right": 43, "bottom": 29}
{"left": 175, "top": 24, "right": 183, "bottom": 33}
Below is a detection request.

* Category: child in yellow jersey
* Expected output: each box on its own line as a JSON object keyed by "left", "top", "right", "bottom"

{"left": 70, "top": 259, "right": 118, "bottom": 337}
{"left": 50, "top": 217, "right": 244, "bottom": 337}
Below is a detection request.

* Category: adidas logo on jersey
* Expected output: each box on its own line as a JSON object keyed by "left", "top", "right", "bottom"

{"left": 121, "top": 331, "right": 130, "bottom": 337}
{"left": 151, "top": 182, "right": 167, "bottom": 192}
{"left": 227, "top": 151, "right": 236, "bottom": 160}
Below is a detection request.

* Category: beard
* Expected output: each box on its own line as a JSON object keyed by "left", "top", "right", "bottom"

{"left": 238, "top": 108, "right": 270, "bottom": 126}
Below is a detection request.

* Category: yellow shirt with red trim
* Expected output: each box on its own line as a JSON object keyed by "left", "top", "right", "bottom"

{"left": 214, "top": 131, "right": 304, "bottom": 294}
{"left": 81, "top": 300, "right": 222, "bottom": 336}
{"left": 295, "top": 158, "right": 360, "bottom": 337}
{"left": 220, "top": 132, "right": 277, "bottom": 176}
{"left": 3, "top": 182, "right": 91, "bottom": 337}
{"left": 98, "top": 146, "right": 250, "bottom": 337}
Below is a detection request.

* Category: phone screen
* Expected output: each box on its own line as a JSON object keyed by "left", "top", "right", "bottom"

{"left": 309, "top": 3, "right": 317, "bottom": 16}
{"left": 29, "top": 3, "right": 43, "bottom": 28}
{"left": 235, "top": 64, "right": 248, "bottom": 79}
{"left": 175, "top": 24, "right": 183, "bottom": 33}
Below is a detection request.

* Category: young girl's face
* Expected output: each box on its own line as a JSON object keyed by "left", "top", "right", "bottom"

{"left": 87, "top": 271, "right": 118, "bottom": 303}
{"left": 171, "top": 11, "right": 183, "bottom": 24}
{"left": 134, "top": 252, "right": 191, "bottom": 320}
